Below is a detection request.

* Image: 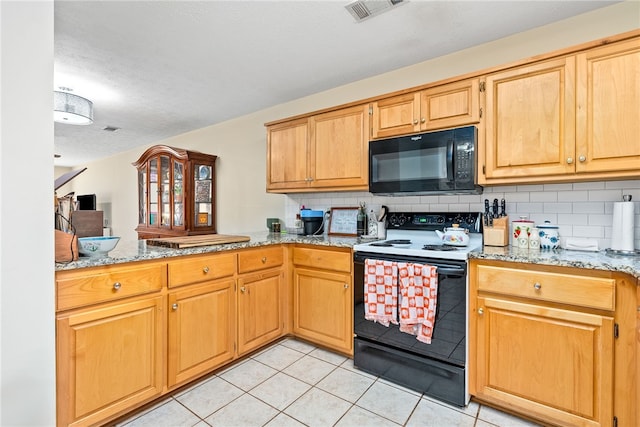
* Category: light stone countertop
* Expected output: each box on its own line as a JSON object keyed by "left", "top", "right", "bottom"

{"left": 55, "top": 232, "right": 359, "bottom": 271}
{"left": 55, "top": 232, "right": 640, "bottom": 280}
{"left": 469, "top": 245, "right": 640, "bottom": 280}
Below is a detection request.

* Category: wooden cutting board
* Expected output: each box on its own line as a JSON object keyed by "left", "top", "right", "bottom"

{"left": 146, "top": 234, "right": 251, "bottom": 249}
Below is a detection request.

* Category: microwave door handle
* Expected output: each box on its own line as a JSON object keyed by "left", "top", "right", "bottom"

{"left": 446, "top": 139, "right": 454, "bottom": 181}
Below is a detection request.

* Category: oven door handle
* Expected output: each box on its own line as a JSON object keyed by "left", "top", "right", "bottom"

{"left": 436, "top": 267, "right": 465, "bottom": 277}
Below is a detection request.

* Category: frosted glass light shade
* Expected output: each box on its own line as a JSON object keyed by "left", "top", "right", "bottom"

{"left": 54, "top": 91, "right": 93, "bottom": 125}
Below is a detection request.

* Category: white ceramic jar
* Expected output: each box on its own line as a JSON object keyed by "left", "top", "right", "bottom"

{"left": 537, "top": 221, "right": 560, "bottom": 249}
{"left": 511, "top": 216, "right": 535, "bottom": 247}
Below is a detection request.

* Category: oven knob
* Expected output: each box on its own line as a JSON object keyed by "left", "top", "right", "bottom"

{"left": 388, "top": 215, "right": 399, "bottom": 227}
{"left": 397, "top": 215, "right": 407, "bottom": 226}
{"left": 436, "top": 216, "right": 445, "bottom": 224}
{"left": 453, "top": 215, "right": 463, "bottom": 224}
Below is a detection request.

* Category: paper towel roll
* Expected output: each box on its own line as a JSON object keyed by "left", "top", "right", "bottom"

{"left": 611, "top": 201, "right": 635, "bottom": 251}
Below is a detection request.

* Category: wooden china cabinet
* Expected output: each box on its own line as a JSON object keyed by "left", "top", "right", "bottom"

{"left": 133, "top": 145, "right": 217, "bottom": 239}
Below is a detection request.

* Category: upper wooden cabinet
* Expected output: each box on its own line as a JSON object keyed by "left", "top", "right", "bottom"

{"left": 483, "top": 57, "right": 576, "bottom": 180}
{"left": 371, "top": 78, "right": 480, "bottom": 139}
{"left": 266, "top": 118, "right": 310, "bottom": 191}
{"left": 133, "top": 145, "right": 217, "bottom": 239}
{"left": 575, "top": 38, "right": 640, "bottom": 174}
{"left": 482, "top": 37, "right": 640, "bottom": 184}
{"left": 266, "top": 104, "right": 369, "bottom": 193}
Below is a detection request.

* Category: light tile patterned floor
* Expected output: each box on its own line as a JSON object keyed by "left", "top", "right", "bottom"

{"left": 115, "top": 338, "right": 542, "bottom": 427}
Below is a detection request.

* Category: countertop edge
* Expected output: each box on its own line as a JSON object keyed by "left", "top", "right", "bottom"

{"left": 56, "top": 233, "right": 640, "bottom": 280}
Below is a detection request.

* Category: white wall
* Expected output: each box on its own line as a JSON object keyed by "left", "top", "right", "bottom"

{"left": 0, "top": 1, "right": 56, "bottom": 425}
{"left": 67, "top": 1, "right": 640, "bottom": 242}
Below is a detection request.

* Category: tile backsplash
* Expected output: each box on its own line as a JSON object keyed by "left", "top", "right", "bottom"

{"left": 284, "top": 179, "right": 640, "bottom": 251}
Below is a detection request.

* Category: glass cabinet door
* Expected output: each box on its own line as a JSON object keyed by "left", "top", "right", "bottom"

{"left": 138, "top": 166, "right": 147, "bottom": 225}
{"left": 160, "top": 155, "right": 171, "bottom": 227}
{"left": 194, "top": 164, "right": 212, "bottom": 227}
{"left": 149, "top": 158, "right": 159, "bottom": 226}
{"left": 172, "top": 160, "right": 185, "bottom": 228}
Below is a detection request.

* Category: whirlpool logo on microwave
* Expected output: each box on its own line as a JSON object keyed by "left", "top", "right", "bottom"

{"left": 410, "top": 135, "right": 423, "bottom": 141}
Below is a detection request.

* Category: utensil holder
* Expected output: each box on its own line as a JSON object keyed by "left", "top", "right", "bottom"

{"left": 483, "top": 216, "right": 509, "bottom": 247}
{"left": 55, "top": 229, "right": 78, "bottom": 262}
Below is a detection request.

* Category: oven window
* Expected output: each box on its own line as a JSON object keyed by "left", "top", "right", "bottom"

{"left": 371, "top": 146, "right": 447, "bottom": 183}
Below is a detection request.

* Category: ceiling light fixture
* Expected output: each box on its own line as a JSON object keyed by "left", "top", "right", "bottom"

{"left": 54, "top": 88, "right": 94, "bottom": 125}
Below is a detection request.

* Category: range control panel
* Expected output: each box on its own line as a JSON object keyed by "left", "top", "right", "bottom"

{"left": 387, "top": 212, "right": 482, "bottom": 233}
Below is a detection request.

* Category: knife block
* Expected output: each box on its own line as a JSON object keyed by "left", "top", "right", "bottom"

{"left": 483, "top": 216, "right": 509, "bottom": 247}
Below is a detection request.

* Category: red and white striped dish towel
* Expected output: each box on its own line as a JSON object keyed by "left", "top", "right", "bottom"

{"left": 364, "top": 259, "right": 398, "bottom": 326}
{"left": 398, "top": 262, "right": 438, "bottom": 344}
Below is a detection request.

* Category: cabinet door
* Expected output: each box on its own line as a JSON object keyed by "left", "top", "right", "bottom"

{"left": 167, "top": 279, "right": 235, "bottom": 388}
{"left": 237, "top": 270, "right": 284, "bottom": 355}
{"left": 171, "top": 158, "right": 186, "bottom": 230}
{"left": 371, "top": 92, "right": 420, "bottom": 139}
{"left": 293, "top": 267, "right": 352, "bottom": 355}
{"left": 56, "top": 296, "right": 164, "bottom": 427}
{"left": 474, "top": 296, "right": 613, "bottom": 427}
{"left": 266, "top": 118, "right": 310, "bottom": 190}
{"left": 576, "top": 38, "right": 640, "bottom": 174}
{"left": 484, "top": 57, "right": 576, "bottom": 179}
{"left": 309, "top": 104, "right": 370, "bottom": 190}
{"left": 421, "top": 78, "right": 480, "bottom": 130}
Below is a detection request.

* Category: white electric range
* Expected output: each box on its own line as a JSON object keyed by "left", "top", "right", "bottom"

{"left": 353, "top": 212, "right": 483, "bottom": 261}
{"left": 352, "top": 211, "right": 483, "bottom": 408}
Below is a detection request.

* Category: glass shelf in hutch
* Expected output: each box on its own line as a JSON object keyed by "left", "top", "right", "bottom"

{"left": 133, "top": 145, "right": 217, "bottom": 239}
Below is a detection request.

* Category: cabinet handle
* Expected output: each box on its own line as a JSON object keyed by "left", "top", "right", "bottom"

{"left": 172, "top": 303, "right": 178, "bottom": 311}
{"left": 113, "top": 282, "right": 122, "bottom": 291}
{"left": 413, "top": 119, "right": 419, "bottom": 125}
{"left": 203, "top": 266, "right": 210, "bottom": 273}
{"left": 566, "top": 157, "right": 574, "bottom": 164}
{"left": 478, "top": 308, "right": 484, "bottom": 315}
{"left": 578, "top": 155, "right": 586, "bottom": 163}
{"left": 261, "top": 257, "right": 267, "bottom": 263}
{"left": 240, "top": 286, "right": 246, "bottom": 293}
{"left": 533, "top": 282, "right": 542, "bottom": 290}
{"left": 420, "top": 117, "right": 425, "bottom": 124}
{"left": 344, "top": 283, "right": 349, "bottom": 289}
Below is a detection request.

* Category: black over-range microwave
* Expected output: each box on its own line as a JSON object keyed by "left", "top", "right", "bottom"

{"left": 369, "top": 126, "right": 482, "bottom": 196}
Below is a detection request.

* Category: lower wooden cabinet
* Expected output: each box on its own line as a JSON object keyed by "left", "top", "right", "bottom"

{"left": 56, "top": 295, "right": 164, "bottom": 427}
{"left": 167, "top": 279, "right": 235, "bottom": 388}
{"left": 469, "top": 259, "right": 637, "bottom": 427}
{"left": 237, "top": 269, "right": 284, "bottom": 355}
{"left": 292, "top": 246, "right": 353, "bottom": 355}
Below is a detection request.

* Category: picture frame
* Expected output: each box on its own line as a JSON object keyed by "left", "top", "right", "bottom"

{"left": 328, "top": 207, "right": 359, "bottom": 236}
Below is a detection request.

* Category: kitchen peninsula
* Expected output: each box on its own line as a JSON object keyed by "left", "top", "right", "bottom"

{"left": 55, "top": 233, "right": 638, "bottom": 427}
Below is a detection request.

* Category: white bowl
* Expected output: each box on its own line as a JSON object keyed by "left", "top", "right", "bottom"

{"left": 78, "top": 236, "right": 120, "bottom": 257}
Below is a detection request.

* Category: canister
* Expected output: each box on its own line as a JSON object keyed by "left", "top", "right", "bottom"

{"left": 511, "top": 216, "right": 535, "bottom": 246}
{"left": 537, "top": 221, "right": 560, "bottom": 249}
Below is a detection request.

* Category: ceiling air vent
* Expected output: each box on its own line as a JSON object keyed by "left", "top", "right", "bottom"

{"left": 345, "top": 0, "right": 405, "bottom": 22}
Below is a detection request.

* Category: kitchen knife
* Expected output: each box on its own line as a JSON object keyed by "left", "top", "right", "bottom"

{"left": 484, "top": 199, "right": 490, "bottom": 226}
{"left": 500, "top": 198, "right": 506, "bottom": 217}
{"left": 492, "top": 199, "right": 499, "bottom": 217}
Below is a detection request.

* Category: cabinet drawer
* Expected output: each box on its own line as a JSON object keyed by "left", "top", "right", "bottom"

{"left": 56, "top": 262, "right": 166, "bottom": 311}
{"left": 476, "top": 265, "right": 615, "bottom": 311}
{"left": 238, "top": 246, "right": 283, "bottom": 273}
{"left": 168, "top": 252, "right": 236, "bottom": 287}
{"left": 292, "top": 247, "right": 351, "bottom": 273}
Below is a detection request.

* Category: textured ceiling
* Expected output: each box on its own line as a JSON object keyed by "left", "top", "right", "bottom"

{"left": 53, "top": 0, "right": 618, "bottom": 167}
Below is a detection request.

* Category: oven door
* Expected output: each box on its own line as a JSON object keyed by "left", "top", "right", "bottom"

{"left": 353, "top": 251, "right": 468, "bottom": 406}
